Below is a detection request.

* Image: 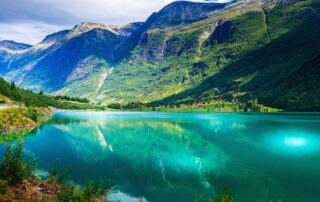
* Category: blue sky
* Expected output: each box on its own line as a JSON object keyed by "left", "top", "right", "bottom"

{"left": 0, "top": 0, "right": 229, "bottom": 44}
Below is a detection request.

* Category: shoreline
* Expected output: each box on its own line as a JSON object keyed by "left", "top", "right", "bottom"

{"left": 0, "top": 107, "right": 53, "bottom": 132}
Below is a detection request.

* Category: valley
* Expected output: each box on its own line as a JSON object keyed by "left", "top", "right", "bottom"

{"left": 0, "top": 0, "right": 319, "bottom": 111}
{"left": 0, "top": 0, "right": 320, "bottom": 202}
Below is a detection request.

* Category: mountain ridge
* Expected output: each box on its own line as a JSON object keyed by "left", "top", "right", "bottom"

{"left": 0, "top": 0, "right": 319, "bottom": 111}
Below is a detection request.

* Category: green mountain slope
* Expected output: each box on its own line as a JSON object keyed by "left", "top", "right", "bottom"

{"left": 0, "top": 0, "right": 319, "bottom": 111}
{"left": 152, "top": 0, "right": 320, "bottom": 111}
{"left": 0, "top": 77, "right": 99, "bottom": 110}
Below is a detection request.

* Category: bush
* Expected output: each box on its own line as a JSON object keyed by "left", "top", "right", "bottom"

{"left": 0, "top": 179, "right": 8, "bottom": 195}
{"left": 107, "top": 103, "right": 122, "bottom": 109}
{"left": 57, "top": 180, "right": 115, "bottom": 202}
{"left": 83, "top": 180, "right": 116, "bottom": 200}
{"left": 0, "top": 142, "right": 35, "bottom": 185}
{"left": 57, "top": 185, "right": 87, "bottom": 202}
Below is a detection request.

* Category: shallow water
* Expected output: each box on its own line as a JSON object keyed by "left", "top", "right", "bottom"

{"left": 1, "top": 112, "right": 320, "bottom": 202}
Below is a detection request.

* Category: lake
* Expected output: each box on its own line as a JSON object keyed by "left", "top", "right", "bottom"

{"left": 1, "top": 112, "right": 320, "bottom": 202}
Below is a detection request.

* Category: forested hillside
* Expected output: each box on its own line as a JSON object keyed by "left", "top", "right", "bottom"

{"left": 0, "top": 78, "right": 98, "bottom": 110}
{"left": 153, "top": 0, "right": 320, "bottom": 111}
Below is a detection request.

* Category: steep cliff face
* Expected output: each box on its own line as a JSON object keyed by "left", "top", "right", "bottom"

{"left": 113, "top": 1, "right": 226, "bottom": 62}
{"left": 146, "top": 1, "right": 226, "bottom": 27}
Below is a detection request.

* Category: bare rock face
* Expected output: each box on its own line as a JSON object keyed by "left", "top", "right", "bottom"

{"left": 206, "top": 20, "right": 235, "bottom": 46}
{"left": 146, "top": 1, "right": 227, "bottom": 27}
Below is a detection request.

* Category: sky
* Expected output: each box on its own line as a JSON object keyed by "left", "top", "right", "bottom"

{"left": 0, "top": 0, "right": 229, "bottom": 45}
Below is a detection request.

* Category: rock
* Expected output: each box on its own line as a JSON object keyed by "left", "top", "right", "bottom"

{"left": 206, "top": 21, "right": 235, "bottom": 45}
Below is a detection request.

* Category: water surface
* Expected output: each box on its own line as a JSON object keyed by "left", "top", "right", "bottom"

{"left": 1, "top": 112, "right": 320, "bottom": 202}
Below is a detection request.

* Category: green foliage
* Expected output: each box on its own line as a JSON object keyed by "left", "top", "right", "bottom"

{"left": 49, "top": 161, "right": 68, "bottom": 183}
{"left": 57, "top": 180, "right": 115, "bottom": 202}
{"left": 57, "top": 185, "right": 87, "bottom": 202}
{"left": 0, "top": 107, "right": 51, "bottom": 130}
{"left": 0, "top": 179, "right": 8, "bottom": 195}
{"left": 0, "top": 130, "right": 31, "bottom": 145}
{"left": 196, "top": 188, "right": 233, "bottom": 202}
{"left": 0, "top": 142, "right": 35, "bottom": 185}
{"left": 107, "top": 103, "right": 122, "bottom": 109}
{"left": 54, "top": 95, "right": 90, "bottom": 103}
{"left": 83, "top": 180, "right": 116, "bottom": 199}
{"left": 153, "top": 0, "right": 320, "bottom": 111}
{"left": 108, "top": 102, "right": 147, "bottom": 110}
{"left": 0, "top": 77, "right": 102, "bottom": 110}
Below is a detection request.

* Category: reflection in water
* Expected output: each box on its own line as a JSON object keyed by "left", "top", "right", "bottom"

{"left": 1, "top": 112, "right": 320, "bottom": 202}
{"left": 263, "top": 129, "right": 320, "bottom": 156}
{"left": 284, "top": 137, "right": 307, "bottom": 147}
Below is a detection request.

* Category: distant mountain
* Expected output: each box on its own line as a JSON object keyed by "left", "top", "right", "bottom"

{"left": 0, "top": 22, "right": 142, "bottom": 97}
{"left": 0, "top": 40, "right": 32, "bottom": 75}
{"left": 0, "top": 40, "right": 31, "bottom": 51}
{"left": 0, "top": 0, "right": 319, "bottom": 111}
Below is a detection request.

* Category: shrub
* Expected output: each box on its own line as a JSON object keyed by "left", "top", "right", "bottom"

{"left": 57, "top": 185, "right": 86, "bottom": 202}
{"left": 83, "top": 180, "right": 116, "bottom": 200}
{"left": 0, "top": 142, "right": 35, "bottom": 185}
{"left": 0, "top": 179, "right": 8, "bottom": 195}
{"left": 57, "top": 180, "right": 115, "bottom": 202}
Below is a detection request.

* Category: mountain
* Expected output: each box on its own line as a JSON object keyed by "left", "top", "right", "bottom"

{"left": 0, "top": 0, "right": 319, "bottom": 111}
{"left": 113, "top": 1, "right": 226, "bottom": 61}
{"left": 0, "top": 40, "right": 31, "bottom": 51}
{"left": 0, "top": 41, "right": 31, "bottom": 75}
{"left": 147, "top": 1, "right": 226, "bottom": 27}
{"left": 0, "top": 22, "right": 142, "bottom": 96}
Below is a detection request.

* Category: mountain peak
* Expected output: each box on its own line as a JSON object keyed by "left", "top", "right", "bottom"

{"left": 0, "top": 40, "right": 32, "bottom": 52}
{"left": 69, "top": 22, "right": 143, "bottom": 38}
{"left": 41, "top": 30, "right": 70, "bottom": 44}
{"left": 146, "top": 0, "right": 227, "bottom": 27}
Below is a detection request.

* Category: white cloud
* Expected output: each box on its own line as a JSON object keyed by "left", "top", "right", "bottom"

{"left": 0, "top": 22, "right": 65, "bottom": 44}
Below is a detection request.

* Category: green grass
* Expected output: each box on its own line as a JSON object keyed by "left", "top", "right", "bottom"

{"left": 0, "top": 107, "right": 51, "bottom": 130}
{"left": 151, "top": 0, "right": 320, "bottom": 111}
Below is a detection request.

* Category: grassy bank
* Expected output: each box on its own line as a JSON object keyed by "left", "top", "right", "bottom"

{"left": 0, "top": 107, "right": 53, "bottom": 131}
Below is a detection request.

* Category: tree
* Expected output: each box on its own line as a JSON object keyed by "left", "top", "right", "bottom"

{"left": 10, "top": 82, "right": 16, "bottom": 90}
{"left": 0, "top": 142, "right": 35, "bottom": 185}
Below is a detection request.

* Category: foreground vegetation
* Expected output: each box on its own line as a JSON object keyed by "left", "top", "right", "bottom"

{"left": 0, "top": 107, "right": 52, "bottom": 130}
{"left": 0, "top": 142, "right": 115, "bottom": 201}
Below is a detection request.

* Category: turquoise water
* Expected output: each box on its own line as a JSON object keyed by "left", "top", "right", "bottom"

{"left": 1, "top": 112, "right": 320, "bottom": 202}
